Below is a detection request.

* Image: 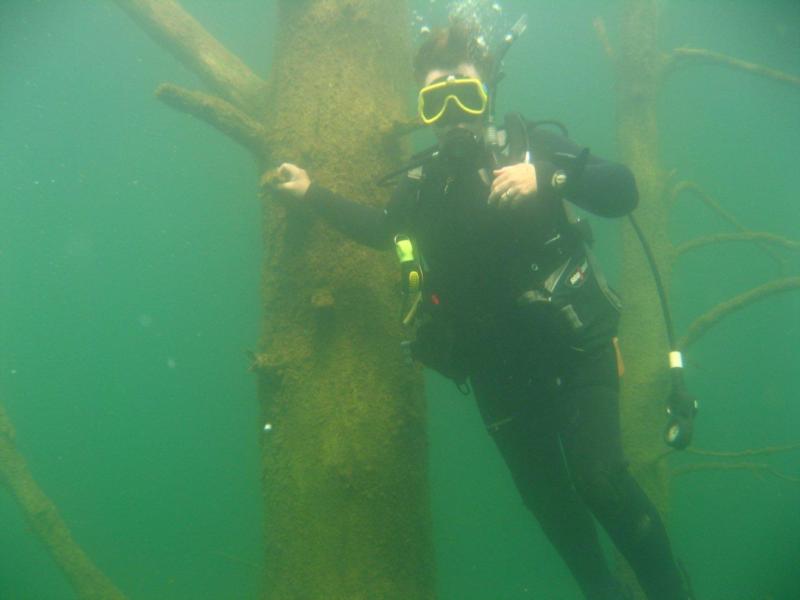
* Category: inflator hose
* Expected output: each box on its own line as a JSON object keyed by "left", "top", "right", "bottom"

{"left": 627, "top": 214, "right": 698, "bottom": 449}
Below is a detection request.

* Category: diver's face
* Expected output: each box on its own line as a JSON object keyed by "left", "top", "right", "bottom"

{"left": 423, "top": 63, "right": 485, "bottom": 141}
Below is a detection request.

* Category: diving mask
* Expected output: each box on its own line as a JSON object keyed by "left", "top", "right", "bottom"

{"left": 418, "top": 76, "right": 489, "bottom": 125}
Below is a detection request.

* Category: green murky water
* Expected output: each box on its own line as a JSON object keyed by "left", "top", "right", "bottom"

{"left": 1, "top": 1, "right": 798, "bottom": 598}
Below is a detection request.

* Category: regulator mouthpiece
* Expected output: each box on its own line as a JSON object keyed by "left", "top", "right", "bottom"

{"left": 440, "top": 127, "right": 483, "bottom": 173}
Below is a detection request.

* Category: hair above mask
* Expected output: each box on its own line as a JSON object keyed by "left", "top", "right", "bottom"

{"left": 413, "top": 22, "right": 492, "bottom": 85}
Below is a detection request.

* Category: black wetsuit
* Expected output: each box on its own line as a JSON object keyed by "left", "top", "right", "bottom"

{"left": 306, "top": 124, "right": 687, "bottom": 600}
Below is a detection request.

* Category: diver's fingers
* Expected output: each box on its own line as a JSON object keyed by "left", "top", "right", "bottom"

{"left": 515, "top": 163, "right": 538, "bottom": 196}
{"left": 490, "top": 177, "right": 513, "bottom": 196}
{"left": 492, "top": 168, "right": 519, "bottom": 190}
{"left": 488, "top": 177, "right": 514, "bottom": 204}
{"left": 493, "top": 167, "right": 511, "bottom": 177}
{"left": 488, "top": 177, "right": 505, "bottom": 202}
{"left": 275, "top": 165, "right": 311, "bottom": 198}
{"left": 488, "top": 186, "right": 505, "bottom": 205}
{"left": 497, "top": 187, "right": 519, "bottom": 209}
{"left": 277, "top": 163, "right": 301, "bottom": 181}
{"left": 494, "top": 164, "right": 535, "bottom": 187}
{"left": 489, "top": 185, "right": 511, "bottom": 208}
{"left": 493, "top": 167, "right": 523, "bottom": 187}
{"left": 276, "top": 179, "right": 303, "bottom": 193}
{"left": 492, "top": 169, "right": 514, "bottom": 187}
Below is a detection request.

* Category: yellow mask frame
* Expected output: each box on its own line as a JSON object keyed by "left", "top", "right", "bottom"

{"left": 417, "top": 77, "right": 489, "bottom": 125}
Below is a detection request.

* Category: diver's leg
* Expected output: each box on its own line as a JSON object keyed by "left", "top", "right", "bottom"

{"left": 559, "top": 344, "right": 687, "bottom": 600}
{"left": 471, "top": 371, "right": 628, "bottom": 600}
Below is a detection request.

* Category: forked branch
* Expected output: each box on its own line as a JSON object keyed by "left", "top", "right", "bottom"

{"left": 680, "top": 277, "right": 800, "bottom": 349}
{"left": 157, "top": 84, "right": 269, "bottom": 158}
{"left": 114, "top": 0, "right": 267, "bottom": 111}
{"left": 667, "top": 48, "right": 800, "bottom": 87}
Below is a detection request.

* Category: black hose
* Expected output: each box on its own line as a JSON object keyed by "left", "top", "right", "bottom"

{"left": 628, "top": 213, "right": 698, "bottom": 449}
{"left": 626, "top": 213, "right": 677, "bottom": 348}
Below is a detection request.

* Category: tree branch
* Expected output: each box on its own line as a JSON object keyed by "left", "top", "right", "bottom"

{"left": 654, "top": 442, "right": 800, "bottom": 467}
{"left": 669, "top": 180, "right": 744, "bottom": 227}
{"left": 669, "top": 180, "right": 787, "bottom": 268}
{"left": 680, "top": 277, "right": 800, "bottom": 349}
{"left": 114, "top": 0, "right": 268, "bottom": 111}
{"left": 668, "top": 444, "right": 800, "bottom": 483}
{"left": 668, "top": 47, "right": 800, "bottom": 87}
{"left": 687, "top": 442, "right": 800, "bottom": 459}
{"left": 675, "top": 232, "right": 800, "bottom": 257}
{"left": 0, "top": 404, "right": 127, "bottom": 600}
{"left": 672, "top": 461, "right": 800, "bottom": 484}
{"left": 157, "top": 83, "right": 269, "bottom": 158}
{"left": 592, "top": 16, "right": 615, "bottom": 59}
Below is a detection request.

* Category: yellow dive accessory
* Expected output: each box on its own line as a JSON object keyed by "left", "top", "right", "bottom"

{"left": 418, "top": 76, "right": 489, "bottom": 125}
{"left": 394, "top": 235, "right": 423, "bottom": 326}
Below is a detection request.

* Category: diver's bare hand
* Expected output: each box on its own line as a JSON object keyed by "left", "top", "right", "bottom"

{"left": 487, "top": 163, "right": 538, "bottom": 209}
{"left": 262, "top": 163, "right": 311, "bottom": 200}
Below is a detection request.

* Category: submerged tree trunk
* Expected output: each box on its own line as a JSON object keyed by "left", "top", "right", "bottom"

{"left": 613, "top": 1, "right": 674, "bottom": 595}
{"left": 615, "top": 0, "right": 672, "bottom": 512}
{"left": 114, "top": 1, "right": 434, "bottom": 598}
{"left": 258, "top": 2, "right": 434, "bottom": 598}
{"left": 601, "top": 0, "right": 800, "bottom": 594}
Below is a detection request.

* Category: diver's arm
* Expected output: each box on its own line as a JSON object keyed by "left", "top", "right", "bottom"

{"left": 529, "top": 127, "right": 639, "bottom": 217}
{"left": 305, "top": 184, "right": 395, "bottom": 250}
{"left": 267, "top": 162, "right": 404, "bottom": 250}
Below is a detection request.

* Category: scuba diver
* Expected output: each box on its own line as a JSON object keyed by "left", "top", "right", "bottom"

{"left": 269, "top": 21, "right": 692, "bottom": 600}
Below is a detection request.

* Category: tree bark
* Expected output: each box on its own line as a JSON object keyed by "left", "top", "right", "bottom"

{"left": 258, "top": 2, "right": 434, "bottom": 598}
{"left": 614, "top": 1, "right": 673, "bottom": 595}
{"left": 609, "top": 0, "right": 800, "bottom": 595}
{"left": 616, "top": 0, "right": 672, "bottom": 503}
{"left": 114, "top": 1, "right": 434, "bottom": 598}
